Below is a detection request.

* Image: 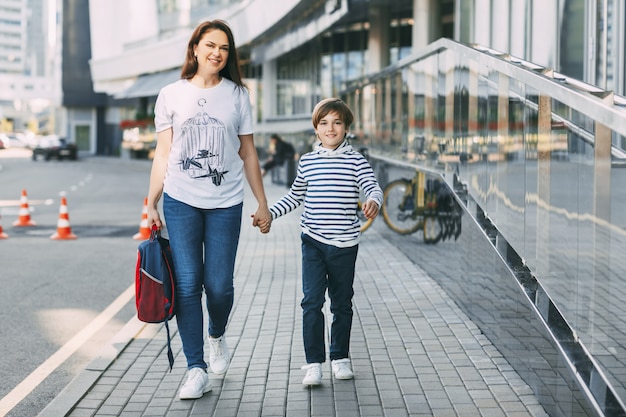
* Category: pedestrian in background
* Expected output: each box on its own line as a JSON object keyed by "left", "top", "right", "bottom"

{"left": 261, "top": 133, "right": 296, "bottom": 177}
{"left": 146, "top": 19, "right": 271, "bottom": 400}
{"left": 256, "top": 98, "right": 383, "bottom": 385}
{"left": 261, "top": 133, "right": 296, "bottom": 187}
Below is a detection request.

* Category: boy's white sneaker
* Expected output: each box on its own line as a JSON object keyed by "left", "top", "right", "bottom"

{"left": 331, "top": 358, "right": 354, "bottom": 380}
{"left": 179, "top": 368, "right": 211, "bottom": 399}
{"left": 208, "top": 335, "right": 230, "bottom": 375}
{"left": 301, "top": 363, "right": 322, "bottom": 385}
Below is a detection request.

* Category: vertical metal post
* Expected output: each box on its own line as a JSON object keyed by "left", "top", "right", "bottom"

{"left": 496, "top": 73, "right": 510, "bottom": 222}
{"left": 468, "top": 60, "right": 479, "bottom": 145}
{"left": 445, "top": 53, "right": 455, "bottom": 142}
{"left": 593, "top": 95, "right": 612, "bottom": 223}
{"left": 424, "top": 60, "right": 435, "bottom": 146}
{"left": 536, "top": 93, "right": 552, "bottom": 274}
{"left": 589, "top": 91, "right": 613, "bottom": 370}
{"left": 378, "top": 77, "right": 385, "bottom": 142}
{"left": 396, "top": 72, "right": 404, "bottom": 149}
{"left": 498, "top": 73, "right": 510, "bottom": 151}
{"left": 385, "top": 77, "right": 393, "bottom": 144}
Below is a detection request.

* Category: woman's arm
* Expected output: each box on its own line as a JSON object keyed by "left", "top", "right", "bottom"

{"left": 147, "top": 128, "right": 172, "bottom": 229}
{"left": 239, "top": 134, "right": 271, "bottom": 233}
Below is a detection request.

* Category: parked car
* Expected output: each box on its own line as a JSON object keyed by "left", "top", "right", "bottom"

{"left": 7, "top": 132, "right": 29, "bottom": 148}
{"left": 0, "top": 132, "right": 29, "bottom": 149}
{"left": 32, "top": 135, "right": 78, "bottom": 161}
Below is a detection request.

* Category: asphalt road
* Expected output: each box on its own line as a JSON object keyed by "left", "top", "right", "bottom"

{"left": 0, "top": 149, "right": 153, "bottom": 417}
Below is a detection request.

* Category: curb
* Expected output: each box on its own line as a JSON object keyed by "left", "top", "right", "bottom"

{"left": 37, "top": 316, "right": 148, "bottom": 417}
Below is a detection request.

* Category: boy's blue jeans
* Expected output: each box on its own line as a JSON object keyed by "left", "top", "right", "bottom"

{"left": 163, "top": 193, "right": 242, "bottom": 370}
{"left": 300, "top": 233, "right": 358, "bottom": 364}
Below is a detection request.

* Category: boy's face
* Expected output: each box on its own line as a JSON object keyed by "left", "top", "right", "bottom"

{"left": 315, "top": 111, "right": 346, "bottom": 150}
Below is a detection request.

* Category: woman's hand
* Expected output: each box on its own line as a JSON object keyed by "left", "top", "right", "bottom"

{"left": 251, "top": 206, "right": 272, "bottom": 233}
{"left": 147, "top": 206, "right": 162, "bottom": 230}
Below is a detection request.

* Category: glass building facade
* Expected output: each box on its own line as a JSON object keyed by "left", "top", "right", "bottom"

{"left": 341, "top": 38, "right": 626, "bottom": 416}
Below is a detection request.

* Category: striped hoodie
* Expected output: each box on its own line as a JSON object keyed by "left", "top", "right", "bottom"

{"left": 269, "top": 140, "right": 383, "bottom": 247}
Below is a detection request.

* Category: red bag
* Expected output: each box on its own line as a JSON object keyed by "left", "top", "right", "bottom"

{"left": 135, "top": 226, "right": 176, "bottom": 369}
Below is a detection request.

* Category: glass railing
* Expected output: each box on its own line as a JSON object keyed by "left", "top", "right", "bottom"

{"left": 341, "top": 38, "right": 626, "bottom": 416}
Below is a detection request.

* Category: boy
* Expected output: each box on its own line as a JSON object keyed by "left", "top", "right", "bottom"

{"left": 261, "top": 98, "right": 383, "bottom": 385}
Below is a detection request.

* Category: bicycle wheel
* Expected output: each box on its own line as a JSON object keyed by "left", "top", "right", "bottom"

{"left": 422, "top": 214, "right": 442, "bottom": 244}
{"left": 382, "top": 179, "right": 422, "bottom": 235}
{"left": 357, "top": 196, "right": 374, "bottom": 233}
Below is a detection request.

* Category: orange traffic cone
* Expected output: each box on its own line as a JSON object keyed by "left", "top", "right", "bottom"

{"left": 133, "top": 197, "right": 151, "bottom": 240}
{"left": 50, "top": 196, "right": 77, "bottom": 240}
{"left": 13, "top": 189, "right": 36, "bottom": 226}
{"left": 0, "top": 214, "right": 8, "bottom": 239}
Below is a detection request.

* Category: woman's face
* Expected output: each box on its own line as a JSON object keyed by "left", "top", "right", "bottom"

{"left": 194, "top": 29, "right": 229, "bottom": 74}
{"left": 315, "top": 111, "right": 346, "bottom": 150}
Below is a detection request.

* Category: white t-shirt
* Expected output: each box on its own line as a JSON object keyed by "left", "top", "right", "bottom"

{"left": 154, "top": 78, "right": 254, "bottom": 209}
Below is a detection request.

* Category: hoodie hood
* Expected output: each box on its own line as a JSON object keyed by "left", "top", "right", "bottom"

{"left": 313, "top": 139, "right": 353, "bottom": 157}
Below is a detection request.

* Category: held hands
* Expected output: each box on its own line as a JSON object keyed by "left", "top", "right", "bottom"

{"left": 251, "top": 205, "right": 272, "bottom": 234}
{"left": 361, "top": 199, "right": 380, "bottom": 219}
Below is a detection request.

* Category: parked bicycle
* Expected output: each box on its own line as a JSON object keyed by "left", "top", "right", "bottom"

{"left": 381, "top": 170, "right": 462, "bottom": 244}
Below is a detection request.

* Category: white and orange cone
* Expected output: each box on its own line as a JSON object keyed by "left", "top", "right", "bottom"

{"left": 50, "top": 196, "right": 77, "bottom": 240}
{"left": 133, "top": 197, "right": 151, "bottom": 240}
{"left": 13, "top": 189, "right": 36, "bottom": 226}
{"left": 0, "top": 214, "right": 8, "bottom": 239}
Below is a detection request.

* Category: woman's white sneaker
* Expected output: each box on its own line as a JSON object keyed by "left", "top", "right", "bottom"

{"left": 179, "top": 368, "right": 211, "bottom": 399}
{"left": 208, "top": 335, "right": 230, "bottom": 375}
{"left": 331, "top": 358, "right": 354, "bottom": 380}
{"left": 301, "top": 363, "right": 322, "bottom": 385}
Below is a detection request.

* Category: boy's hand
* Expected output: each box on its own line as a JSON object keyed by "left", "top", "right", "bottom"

{"left": 361, "top": 199, "right": 380, "bottom": 219}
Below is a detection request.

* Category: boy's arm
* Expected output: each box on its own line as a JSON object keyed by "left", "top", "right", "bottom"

{"left": 358, "top": 159, "right": 383, "bottom": 208}
{"left": 356, "top": 159, "right": 383, "bottom": 220}
{"left": 269, "top": 163, "right": 307, "bottom": 220}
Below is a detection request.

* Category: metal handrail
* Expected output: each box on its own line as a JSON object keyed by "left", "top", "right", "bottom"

{"left": 343, "top": 37, "right": 626, "bottom": 139}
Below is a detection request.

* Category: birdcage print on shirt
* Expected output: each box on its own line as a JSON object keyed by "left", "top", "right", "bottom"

{"left": 178, "top": 99, "right": 228, "bottom": 186}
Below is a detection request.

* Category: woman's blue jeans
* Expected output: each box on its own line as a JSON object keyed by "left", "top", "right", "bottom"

{"left": 163, "top": 193, "right": 242, "bottom": 370}
{"left": 301, "top": 233, "right": 358, "bottom": 364}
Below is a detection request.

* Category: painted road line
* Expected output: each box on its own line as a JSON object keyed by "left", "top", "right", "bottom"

{"left": 0, "top": 199, "right": 54, "bottom": 207}
{"left": 0, "top": 284, "right": 135, "bottom": 417}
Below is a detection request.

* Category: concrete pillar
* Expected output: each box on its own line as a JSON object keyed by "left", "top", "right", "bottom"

{"left": 412, "top": 0, "right": 437, "bottom": 52}
{"left": 368, "top": 3, "right": 390, "bottom": 73}
{"left": 262, "top": 59, "right": 277, "bottom": 120}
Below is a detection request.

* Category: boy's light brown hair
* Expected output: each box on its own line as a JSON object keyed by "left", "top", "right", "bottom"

{"left": 312, "top": 98, "right": 354, "bottom": 130}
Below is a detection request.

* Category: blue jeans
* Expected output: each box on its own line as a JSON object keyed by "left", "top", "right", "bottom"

{"left": 163, "top": 193, "right": 242, "bottom": 370}
{"left": 301, "top": 233, "right": 358, "bottom": 363}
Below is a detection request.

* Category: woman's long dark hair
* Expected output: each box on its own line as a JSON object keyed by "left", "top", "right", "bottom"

{"left": 180, "top": 20, "right": 245, "bottom": 88}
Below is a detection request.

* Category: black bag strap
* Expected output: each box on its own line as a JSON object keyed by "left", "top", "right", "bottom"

{"left": 151, "top": 225, "right": 175, "bottom": 371}
{"left": 164, "top": 321, "right": 174, "bottom": 371}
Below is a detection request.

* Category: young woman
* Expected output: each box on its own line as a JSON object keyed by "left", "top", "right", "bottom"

{"left": 147, "top": 20, "right": 271, "bottom": 399}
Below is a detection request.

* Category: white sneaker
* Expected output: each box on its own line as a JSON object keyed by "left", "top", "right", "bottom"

{"left": 179, "top": 368, "right": 211, "bottom": 400}
{"left": 331, "top": 358, "right": 354, "bottom": 380}
{"left": 301, "top": 363, "right": 322, "bottom": 385}
{"left": 208, "top": 335, "right": 230, "bottom": 375}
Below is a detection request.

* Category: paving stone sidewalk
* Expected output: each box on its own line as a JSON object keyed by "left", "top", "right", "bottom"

{"left": 38, "top": 182, "right": 549, "bottom": 417}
